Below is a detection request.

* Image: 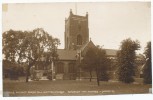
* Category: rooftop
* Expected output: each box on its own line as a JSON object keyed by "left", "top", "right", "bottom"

{"left": 105, "top": 49, "right": 118, "bottom": 56}
{"left": 57, "top": 49, "right": 77, "bottom": 60}
{"left": 57, "top": 48, "right": 118, "bottom": 61}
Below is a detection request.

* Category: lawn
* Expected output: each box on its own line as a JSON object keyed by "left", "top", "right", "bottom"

{"left": 3, "top": 78, "right": 152, "bottom": 96}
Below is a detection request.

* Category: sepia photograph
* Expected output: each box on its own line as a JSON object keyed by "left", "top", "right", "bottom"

{"left": 2, "top": 2, "right": 152, "bottom": 96}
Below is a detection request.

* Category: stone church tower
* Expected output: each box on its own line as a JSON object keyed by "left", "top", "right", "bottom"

{"left": 64, "top": 9, "right": 89, "bottom": 50}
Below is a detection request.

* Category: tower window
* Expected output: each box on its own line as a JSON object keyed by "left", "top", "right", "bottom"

{"left": 77, "top": 35, "right": 82, "bottom": 45}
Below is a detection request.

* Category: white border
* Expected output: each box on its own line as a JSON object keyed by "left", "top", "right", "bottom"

{"left": 1, "top": 0, "right": 152, "bottom": 3}
{"left": 0, "top": 0, "right": 152, "bottom": 100}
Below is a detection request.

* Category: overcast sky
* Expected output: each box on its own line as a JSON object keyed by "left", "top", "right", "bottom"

{"left": 2, "top": 2, "right": 151, "bottom": 54}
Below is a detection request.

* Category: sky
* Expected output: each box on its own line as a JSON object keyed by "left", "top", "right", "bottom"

{"left": 2, "top": 2, "right": 151, "bottom": 54}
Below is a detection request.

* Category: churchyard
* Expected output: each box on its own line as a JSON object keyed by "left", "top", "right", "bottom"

{"left": 3, "top": 77, "right": 151, "bottom": 96}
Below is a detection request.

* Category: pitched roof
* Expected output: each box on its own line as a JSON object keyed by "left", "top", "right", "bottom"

{"left": 57, "top": 49, "right": 77, "bottom": 60}
{"left": 79, "top": 41, "right": 117, "bottom": 57}
{"left": 57, "top": 48, "right": 118, "bottom": 61}
{"left": 79, "top": 40, "right": 95, "bottom": 51}
{"left": 104, "top": 49, "right": 118, "bottom": 56}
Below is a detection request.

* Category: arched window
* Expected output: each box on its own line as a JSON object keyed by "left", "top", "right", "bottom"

{"left": 77, "top": 35, "right": 82, "bottom": 45}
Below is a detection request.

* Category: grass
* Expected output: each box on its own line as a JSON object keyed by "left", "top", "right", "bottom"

{"left": 3, "top": 77, "right": 152, "bottom": 96}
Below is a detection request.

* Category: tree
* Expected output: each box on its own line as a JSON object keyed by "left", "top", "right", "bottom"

{"left": 117, "top": 38, "right": 140, "bottom": 83}
{"left": 81, "top": 47, "right": 96, "bottom": 82}
{"left": 3, "top": 29, "right": 25, "bottom": 63}
{"left": 95, "top": 46, "right": 110, "bottom": 82}
{"left": 143, "top": 41, "right": 152, "bottom": 84}
{"left": 81, "top": 46, "right": 111, "bottom": 86}
{"left": 3, "top": 28, "right": 60, "bottom": 82}
{"left": 3, "top": 30, "right": 26, "bottom": 79}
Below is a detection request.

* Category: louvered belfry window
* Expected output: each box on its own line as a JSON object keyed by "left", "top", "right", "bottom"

{"left": 77, "top": 34, "right": 82, "bottom": 45}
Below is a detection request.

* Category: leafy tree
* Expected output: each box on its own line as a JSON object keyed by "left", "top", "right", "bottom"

{"left": 3, "top": 30, "right": 26, "bottom": 79}
{"left": 81, "top": 47, "right": 96, "bottom": 82}
{"left": 81, "top": 46, "right": 111, "bottom": 86}
{"left": 117, "top": 38, "right": 140, "bottom": 83}
{"left": 143, "top": 41, "right": 152, "bottom": 84}
{"left": 3, "top": 28, "right": 60, "bottom": 82}
{"left": 3, "top": 30, "right": 25, "bottom": 63}
{"left": 95, "top": 46, "right": 110, "bottom": 82}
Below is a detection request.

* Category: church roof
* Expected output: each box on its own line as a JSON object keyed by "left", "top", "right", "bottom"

{"left": 78, "top": 40, "right": 118, "bottom": 57}
{"left": 57, "top": 43, "right": 118, "bottom": 61}
{"left": 79, "top": 40, "right": 95, "bottom": 51}
{"left": 57, "top": 49, "right": 77, "bottom": 60}
{"left": 57, "top": 48, "right": 118, "bottom": 61}
{"left": 105, "top": 49, "right": 118, "bottom": 56}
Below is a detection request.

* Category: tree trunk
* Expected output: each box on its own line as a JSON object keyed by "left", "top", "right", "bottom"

{"left": 96, "top": 68, "right": 100, "bottom": 86}
{"left": 26, "top": 61, "right": 35, "bottom": 82}
{"left": 26, "top": 65, "right": 30, "bottom": 82}
{"left": 89, "top": 70, "right": 92, "bottom": 82}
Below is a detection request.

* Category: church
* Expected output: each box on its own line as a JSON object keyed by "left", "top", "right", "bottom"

{"left": 52, "top": 10, "right": 117, "bottom": 80}
{"left": 33, "top": 9, "right": 118, "bottom": 80}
